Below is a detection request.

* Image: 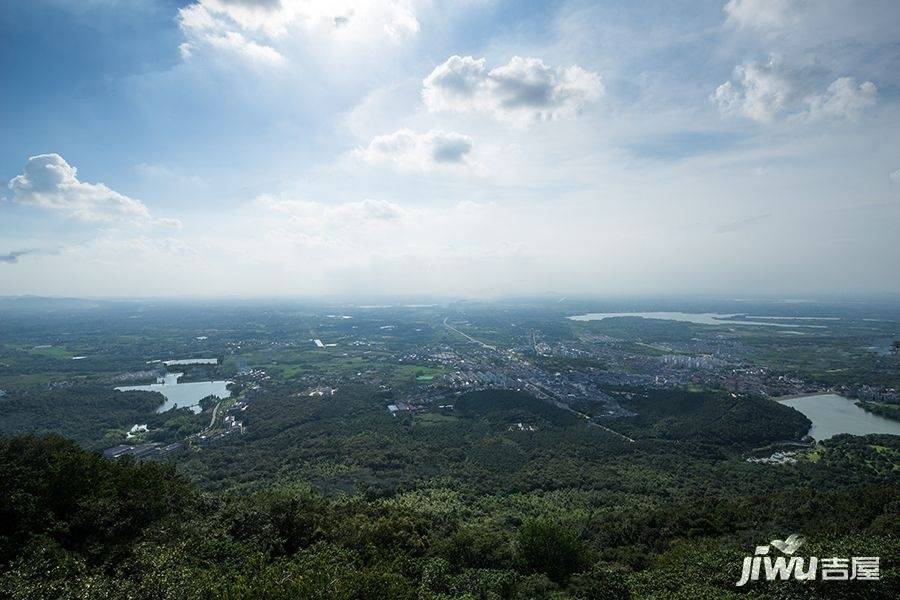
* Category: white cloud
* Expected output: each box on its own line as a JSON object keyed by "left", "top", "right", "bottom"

{"left": 721, "top": 0, "right": 900, "bottom": 58}
{"left": 422, "top": 55, "right": 487, "bottom": 110}
{"left": 88, "top": 236, "right": 199, "bottom": 259}
{"left": 177, "top": 3, "right": 285, "bottom": 65}
{"left": 712, "top": 57, "right": 792, "bottom": 123}
{"left": 155, "top": 218, "right": 185, "bottom": 228}
{"left": 178, "top": 0, "right": 420, "bottom": 64}
{"left": 713, "top": 59, "right": 876, "bottom": 123}
{"left": 423, "top": 55, "right": 603, "bottom": 124}
{"left": 803, "top": 77, "right": 877, "bottom": 121}
{"left": 256, "top": 196, "right": 405, "bottom": 230}
{"left": 723, "top": 0, "right": 800, "bottom": 30}
{"left": 8, "top": 154, "right": 177, "bottom": 225}
{"left": 244, "top": 195, "right": 528, "bottom": 280}
{"left": 356, "top": 129, "right": 473, "bottom": 170}
{"left": 202, "top": 30, "right": 284, "bottom": 64}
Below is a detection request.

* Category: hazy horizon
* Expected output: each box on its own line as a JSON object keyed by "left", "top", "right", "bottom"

{"left": 2, "top": 0, "right": 900, "bottom": 297}
{"left": 3, "top": 292, "right": 900, "bottom": 310}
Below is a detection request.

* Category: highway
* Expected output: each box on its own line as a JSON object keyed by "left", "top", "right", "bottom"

{"left": 443, "top": 316, "right": 497, "bottom": 350}
{"left": 524, "top": 381, "right": 635, "bottom": 443}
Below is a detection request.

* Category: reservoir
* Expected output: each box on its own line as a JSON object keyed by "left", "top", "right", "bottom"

{"left": 777, "top": 393, "right": 900, "bottom": 440}
{"left": 117, "top": 373, "right": 232, "bottom": 414}
{"left": 568, "top": 312, "right": 826, "bottom": 328}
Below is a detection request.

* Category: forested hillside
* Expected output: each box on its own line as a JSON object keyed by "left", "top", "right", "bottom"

{"left": 2, "top": 425, "right": 897, "bottom": 598}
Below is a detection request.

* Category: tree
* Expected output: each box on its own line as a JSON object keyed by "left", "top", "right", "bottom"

{"left": 568, "top": 566, "right": 632, "bottom": 600}
{"left": 515, "top": 519, "right": 585, "bottom": 583}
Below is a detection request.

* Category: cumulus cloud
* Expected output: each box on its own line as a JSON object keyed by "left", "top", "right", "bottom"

{"left": 713, "top": 58, "right": 876, "bottom": 123}
{"left": 178, "top": 3, "right": 285, "bottom": 64}
{"left": 723, "top": 0, "right": 800, "bottom": 30}
{"left": 423, "top": 55, "right": 603, "bottom": 124}
{"left": 8, "top": 154, "right": 177, "bottom": 225}
{"left": 803, "top": 77, "right": 877, "bottom": 121}
{"left": 178, "top": 0, "right": 419, "bottom": 64}
{"left": 712, "top": 57, "right": 792, "bottom": 123}
{"left": 356, "top": 129, "right": 473, "bottom": 169}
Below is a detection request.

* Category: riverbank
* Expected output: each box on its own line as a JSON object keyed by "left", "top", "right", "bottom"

{"left": 771, "top": 390, "right": 835, "bottom": 402}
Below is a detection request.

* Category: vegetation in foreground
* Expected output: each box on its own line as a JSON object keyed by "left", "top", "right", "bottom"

{"left": 2, "top": 415, "right": 897, "bottom": 598}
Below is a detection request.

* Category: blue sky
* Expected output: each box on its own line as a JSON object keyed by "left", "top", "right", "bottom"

{"left": 1, "top": 0, "right": 899, "bottom": 297}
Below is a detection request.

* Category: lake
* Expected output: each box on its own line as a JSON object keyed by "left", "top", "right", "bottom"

{"left": 116, "top": 372, "right": 232, "bottom": 414}
{"left": 567, "top": 312, "right": 826, "bottom": 328}
{"left": 777, "top": 393, "right": 900, "bottom": 440}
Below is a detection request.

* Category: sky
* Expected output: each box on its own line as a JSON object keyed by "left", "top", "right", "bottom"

{"left": 1, "top": 0, "right": 899, "bottom": 298}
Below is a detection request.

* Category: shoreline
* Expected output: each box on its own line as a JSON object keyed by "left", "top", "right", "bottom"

{"left": 771, "top": 391, "right": 840, "bottom": 402}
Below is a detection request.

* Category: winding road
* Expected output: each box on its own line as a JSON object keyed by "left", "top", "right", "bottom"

{"left": 206, "top": 401, "right": 221, "bottom": 431}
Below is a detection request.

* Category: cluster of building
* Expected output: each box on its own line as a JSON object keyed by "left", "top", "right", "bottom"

{"left": 382, "top": 320, "right": 880, "bottom": 423}
{"left": 305, "top": 386, "right": 338, "bottom": 397}
{"left": 223, "top": 409, "right": 244, "bottom": 430}
{"left": 659, "top": 354, "right": 727, "bottom": 370}
{"left": 840, "top": 384, "right": 900, "bottom": 404}
{"left": 446, "top": 370, "right": 510, "bottom": 388}
{"left": 193, "top": 376, "right": 272, "bottom": 444}
{"left": 126, "top": 424, "right": 149, "bottom": 439}
{"left": 196, "top": 409, "right": 245, "bottom": 445}
{"left": 387, "top": 401, "right": 425, "bottom": 415}
{"left": 380, "top": 335, "right": 634, "bottom": 419}
{"left": 746, "top": 450, "right": 801, "bottom": 465}
{"left": 512, "top": 332, "right": 788, "bottom": 394}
